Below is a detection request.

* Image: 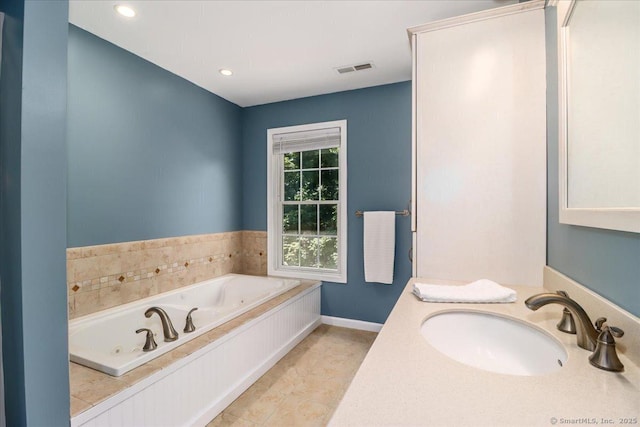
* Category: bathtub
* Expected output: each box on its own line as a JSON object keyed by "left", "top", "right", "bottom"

{"left": 69, "top": 274, "right": 302, "bottom": 376}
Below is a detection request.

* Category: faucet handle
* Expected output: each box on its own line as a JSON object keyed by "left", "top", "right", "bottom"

{"left": 184, "top": 307, "right": 198, "bottom": 333}
{"left": 594, "top": 317, "right": 607, "bottom": 331}
{"left": 589, "top": 324, "right": 624, "bottom": 372}
{"left": 608, "top": 326, "right": 624, "bottom": 338}
{"left": 136, "top": 328, "right": 158, "bottom": 352}
{"left": 555, "top": 291, "right": 576, "bottom": 334}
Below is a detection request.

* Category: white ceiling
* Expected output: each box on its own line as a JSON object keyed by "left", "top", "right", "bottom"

{"left": 69, "top": 0, "right": 515, "bottom": 107}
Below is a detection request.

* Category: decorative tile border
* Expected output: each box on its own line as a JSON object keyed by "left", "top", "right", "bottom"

{"left": 67, "top": 231, "right": 268, "bottom": 319}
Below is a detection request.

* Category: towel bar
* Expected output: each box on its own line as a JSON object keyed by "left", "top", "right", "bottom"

{"left": 355, "top": 210, "right": 410, "bottom": 217}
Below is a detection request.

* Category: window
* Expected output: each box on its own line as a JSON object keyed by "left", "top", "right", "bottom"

{"left": 267, "top": 120, "right": 347, "bottom": 283}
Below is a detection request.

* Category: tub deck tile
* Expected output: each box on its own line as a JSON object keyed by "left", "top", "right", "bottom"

{"left": 70, "top": 397, "right": 92, "bottom": 416}
{"left": 69, "top": 363, "right": 126, "bottom": 408}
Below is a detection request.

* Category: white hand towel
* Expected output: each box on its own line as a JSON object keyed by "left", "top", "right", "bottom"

{"left": 363, "top": 211, "right": 395, "bottom": 284}
{"left": 412, "top": 279, "right": 516, "bottom": 303}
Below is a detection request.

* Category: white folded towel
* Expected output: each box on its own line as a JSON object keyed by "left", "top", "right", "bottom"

{"left": 412, "top": 279, "right": 516, "bottom": 303}
{"left": 363, "top": 211, "right": 395, "bottom": 284}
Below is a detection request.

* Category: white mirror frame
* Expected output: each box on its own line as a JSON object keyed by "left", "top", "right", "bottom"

{"left": 557, "top": 0, "right": 640, "bottom": 233}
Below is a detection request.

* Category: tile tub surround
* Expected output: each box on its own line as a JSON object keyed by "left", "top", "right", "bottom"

{"left": 207, "top": 324, "right": 377, "bottom": 427}
{"left": 67, "top": 231, "right": 267, "bottom": 318}
{"left": 242, "top": 231, "right": 269, "bottom": 276}
{"left": 70, "top": 280, "right": 316, "bottom": 419}
{"left": 330, "top": 274, "right": 639, "bottom": 426}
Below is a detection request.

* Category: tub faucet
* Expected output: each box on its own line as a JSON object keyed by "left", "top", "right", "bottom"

{"left": 145, "top": 307, "right": 179, "bottom": 342}
{"left": 525, "top": 292, "right": 599, "bottom": 351}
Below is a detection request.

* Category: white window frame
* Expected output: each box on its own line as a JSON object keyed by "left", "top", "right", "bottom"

{"left": 267, "top": 120, "right": 347, "bottom": 283}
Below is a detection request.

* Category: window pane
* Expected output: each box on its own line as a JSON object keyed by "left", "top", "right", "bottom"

{"left": 318, "top": 237, "right": 338, "bottom": 269}
{"left": 319, "top": 204, "right": 337, "bottom": 235}
{"left": 300, "top": 205, "right": 318, "bottom": 235}
{"left": 282, "top": 236, "right": 300, "bottom": 266}
{"left": 301, "top": 170, "right": 319, "bottom": 200}
{"left": 284, "top": 152, "right": 300, "bottom": 170}
{"left": 283, "top": 205, "right": 299, "bottom": 233}
{"left": 300, "top": 237, "right": 319, "bottom": 268}
{"left": 321, "top": 148, "right": 339, "bottom": 168}
{"left": 320, "top": 169, "right": 339, "bottom": 201}
{"left": 284, "top": 171, "right": 300, "bottom": 201}
{"left": 302, "top": 150, "right": 319, "bottom": 169}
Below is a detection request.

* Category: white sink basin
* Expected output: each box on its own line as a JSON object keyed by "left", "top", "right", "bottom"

{"left": 421, "top": 310, "right": 567, "bottom": 376}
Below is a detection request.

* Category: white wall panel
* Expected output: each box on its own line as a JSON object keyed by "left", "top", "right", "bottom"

{"left": 414, "top": 8, "right": 546, "bottom": 286}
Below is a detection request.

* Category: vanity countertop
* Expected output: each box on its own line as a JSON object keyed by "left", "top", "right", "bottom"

{"left": 329, "top": 277, "right": 639, "bottom": 427}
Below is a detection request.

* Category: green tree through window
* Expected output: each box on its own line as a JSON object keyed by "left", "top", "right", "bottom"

{"left": 282, "top": 148, "right": 339, "bottom": 270}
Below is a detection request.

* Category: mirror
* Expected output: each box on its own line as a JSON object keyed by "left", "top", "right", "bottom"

{"left": 558, "top": 0, "right": 640, "bottom": 233}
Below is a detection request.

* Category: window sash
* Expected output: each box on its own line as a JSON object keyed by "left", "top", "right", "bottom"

{"left": 277, "top": 150, "right": 340, "bottom": 272}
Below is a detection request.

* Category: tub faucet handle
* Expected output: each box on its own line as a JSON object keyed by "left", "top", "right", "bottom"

{"left": 555, "top": 291, "right": 576, "bottom": 334}
{"left": 184, "top": 308, "right": 198, "bottom": 333}
{"left": 136, "top": 328, "right": 158, "bottom": 352}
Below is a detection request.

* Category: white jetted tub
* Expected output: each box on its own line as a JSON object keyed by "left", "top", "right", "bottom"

{"left": 69, "top": 274, "right": 302, "bottom": 376}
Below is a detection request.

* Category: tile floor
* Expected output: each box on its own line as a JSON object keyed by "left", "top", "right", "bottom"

{"left": 206, "top": 324, "right": 377, "bottom": 427}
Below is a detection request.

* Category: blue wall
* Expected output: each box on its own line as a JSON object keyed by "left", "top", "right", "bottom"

{"left": 242, "top": 82, "right": 413, "bottom": 324}
{"left": 545, "top": 7, "right": 640, "bottom": 316}
{"left": 0, "top": 0, "right": 70, "bottom": 425}
{"left": 0, "top": 10, "right": 636, "bottom": 427}
{"left": 67, "top": 25, "right": 243, "bottom": 247}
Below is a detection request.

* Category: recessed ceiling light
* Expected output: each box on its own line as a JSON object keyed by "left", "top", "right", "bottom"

{"left": 219, "top": 69, "right": 233, "bottom": 77}
{"left": 114, "top": 4, "right": 136, "bottom": 18}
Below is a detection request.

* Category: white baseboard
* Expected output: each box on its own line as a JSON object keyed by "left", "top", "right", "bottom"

{"left": 321, "top": 315, "right": 383, "bottom": 332}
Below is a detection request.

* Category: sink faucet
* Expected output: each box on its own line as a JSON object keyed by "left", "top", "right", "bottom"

{"left": 525, "top": 292, "right": 599, "bottom": 351}
{"left": 145, "top": 307, "right": 179, "bottom": 342}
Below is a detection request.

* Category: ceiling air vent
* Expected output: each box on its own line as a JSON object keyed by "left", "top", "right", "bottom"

{"left": 335, "top": 62, "right": 375, "bottom": 75}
